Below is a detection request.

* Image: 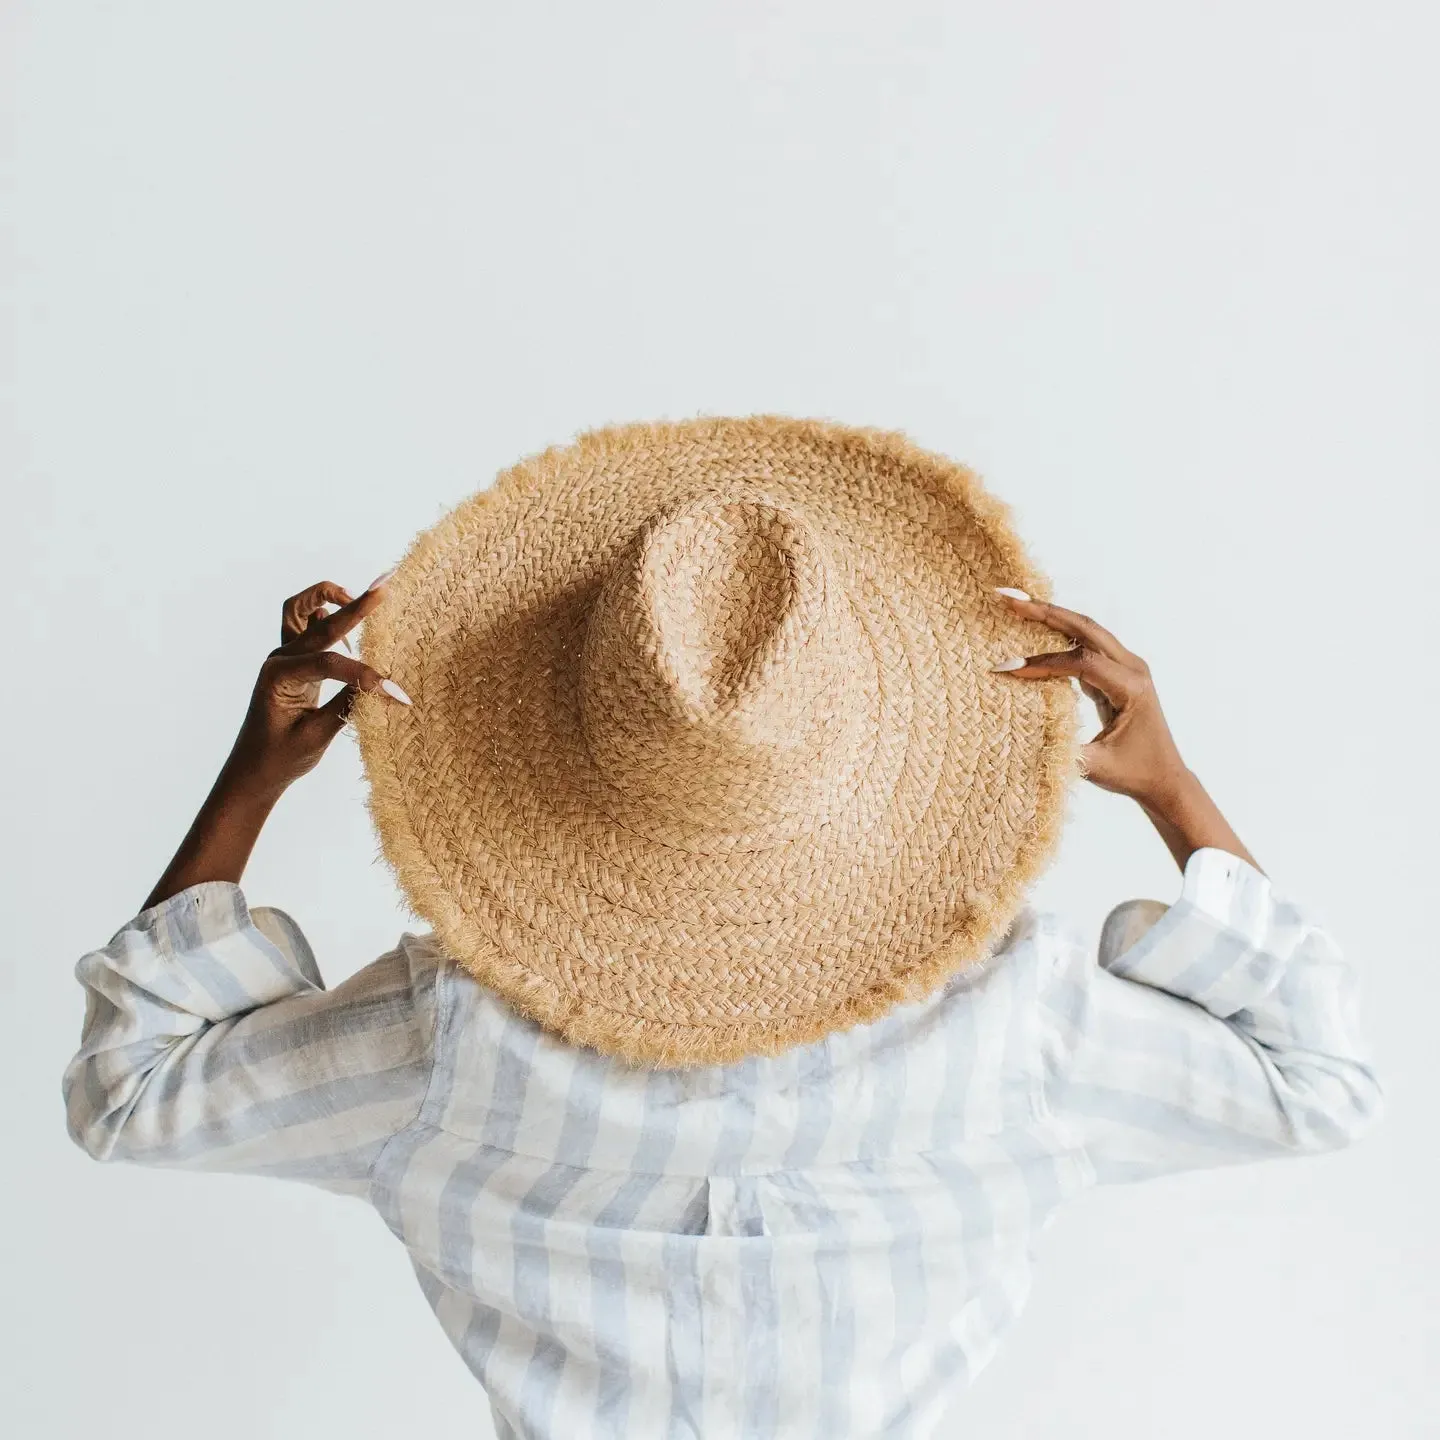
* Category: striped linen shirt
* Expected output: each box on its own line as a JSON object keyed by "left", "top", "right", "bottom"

{"left": 62, "top": 845, "right": 1383, "bottom": 1439}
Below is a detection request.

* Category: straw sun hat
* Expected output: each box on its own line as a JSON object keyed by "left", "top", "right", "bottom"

{"left": 351, "top": 415, "right": 1082, "bottom": 1067}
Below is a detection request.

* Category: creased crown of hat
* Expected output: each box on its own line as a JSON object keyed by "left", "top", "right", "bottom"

{"left": 352, "top": 415, "right": 1082, "bottom": 1067}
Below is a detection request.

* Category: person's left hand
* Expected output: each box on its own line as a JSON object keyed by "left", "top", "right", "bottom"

{"left": 990, "top": 587, "right": 1187, "bottom": 803}
{"left": 226, "top": 575, "right": 410, "bottom": 794}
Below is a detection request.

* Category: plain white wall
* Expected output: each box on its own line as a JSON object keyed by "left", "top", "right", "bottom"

{"left": 4, "top": 2, "right": 1435, "bottom": 1435}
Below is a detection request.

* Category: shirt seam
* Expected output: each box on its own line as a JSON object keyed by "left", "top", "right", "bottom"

{"left": 1026, "top": 1026, "right": 1100, "bottom": 1190}
{"left": 374, "top": 1119, "right": 1070, "bottom": 1180}
{"left": 365, "top": 946, "right": 451, "bottom": 1203}
{"left": 1027, "top": 915, "right": 1101, "bottom": 1189}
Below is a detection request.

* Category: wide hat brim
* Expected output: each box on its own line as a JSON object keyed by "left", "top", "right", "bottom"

{"left": 352, "top": 415, "right": 1081, "bottom": 1067}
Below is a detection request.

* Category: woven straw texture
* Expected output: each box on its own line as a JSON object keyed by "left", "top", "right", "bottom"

{"left": 351, "top": 415, "right": 1082, "bottom": 1067}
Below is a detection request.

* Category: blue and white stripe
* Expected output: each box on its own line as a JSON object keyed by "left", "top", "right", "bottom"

{"left": 62, "top": 847, "right": 1384, "bottom": 1437}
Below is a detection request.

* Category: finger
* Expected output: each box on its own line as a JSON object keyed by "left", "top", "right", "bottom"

{"left": 297, "top": 679, "right": 372, "bottom": 751}
{"left": 280, "top": 584, "right": 387, "bottom": 656}
{"left": 991, "top": 646, "right": 1140, "bottom": 712}
{"left": 1077, "top": 675, "right": 1118, "bottom": 726}
{"left": 994, "top": 591, "right": 1138, "bottom": 666}
{"left": 1076, "top": 738, "right": 1128, "bottom": 793}
{"left": 266, "top": 650, "right": 412, "bottom": 704}
{"left": 308, "top": 682, "right": 361, "bottom": 739}
{"left": 316, "top": 605, "right": 356, "bottom": 655}
{"left": 1077, "top": 740, "right": 1106, "bottom": 786}
{"left": 281, "top": 582, "right": 356, "bottom": 644}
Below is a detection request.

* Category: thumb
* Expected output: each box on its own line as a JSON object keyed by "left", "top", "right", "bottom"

{"left": 1077, "top": 739, "right": 1113, "bottom": 789}
{"left": 1076, "top": 739, "right": 1137, "bottom": 797}
{"left": 312, "top": 682, "right": 361, "bottom": 737}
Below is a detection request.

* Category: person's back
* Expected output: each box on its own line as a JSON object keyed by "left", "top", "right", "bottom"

{"left": 61, "top": 420, "right": 1383, "bottom": 1437}
{"left": 63, "top": 851, "right": 1380, "bottom": 1437}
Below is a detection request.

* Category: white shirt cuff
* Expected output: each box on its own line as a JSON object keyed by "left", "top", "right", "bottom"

{"left": 1103, "top": 848, "right": 1298, "bottom": 1020}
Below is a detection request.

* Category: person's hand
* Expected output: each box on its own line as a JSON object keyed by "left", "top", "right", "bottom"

{"left": 226, "top": 573, "right": 411, "bottom": 795}
{"left": 990, "top": 588, "right": 1188, "bottom": 806}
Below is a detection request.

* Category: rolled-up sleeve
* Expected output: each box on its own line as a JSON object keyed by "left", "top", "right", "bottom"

{"left": 1036, "top": 847, "right": 1385, "bottom": 1184}
{"left": 62, "top": 880, "right": 439, "bottom": 1198}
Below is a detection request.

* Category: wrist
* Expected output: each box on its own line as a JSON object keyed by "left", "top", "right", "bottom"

{"left": 213, "top": 753, "right": 290, "bottom": 814}
{"left": 141, "top": 756, "right": 285, "bottom": 913}
{"left": 1134, "top": 764, "right": 1202, "bottom": 817}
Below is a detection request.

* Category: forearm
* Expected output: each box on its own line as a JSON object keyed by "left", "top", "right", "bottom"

{"left": 1138, "top": 767, "right": 1264, "bottom": 878}
{"left": 134, "top": 576, "right": 396, "bottom": 914}
{"left": 142, "top": 755, "right": 287, "bottom": 911}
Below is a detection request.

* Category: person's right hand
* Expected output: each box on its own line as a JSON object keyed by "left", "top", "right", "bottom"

{"left": 990, "top": 588, "right": 1190, "bottom": 805}
{"left": 227, "top": 574, "right": 411, "bottom": 796}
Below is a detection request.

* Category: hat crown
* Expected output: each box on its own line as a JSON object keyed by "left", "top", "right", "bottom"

{"left": 579, "top": 496, "right": 870, "bottom": 840}
{"left": 354, "top": 415, "right": 1079, "bottom": 1066}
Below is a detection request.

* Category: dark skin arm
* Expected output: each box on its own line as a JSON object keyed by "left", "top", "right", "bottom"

{"left": 991, "top": 586, "right": 1264, "bottom": 876}
{"left": 142, "top": 572, "right": 407, "bottom": 912}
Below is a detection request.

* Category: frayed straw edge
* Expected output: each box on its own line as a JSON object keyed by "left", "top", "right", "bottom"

{"left": 353, "top": 413, "right": 1082, "bottom": 1069}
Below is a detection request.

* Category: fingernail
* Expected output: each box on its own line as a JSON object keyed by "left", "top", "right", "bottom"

{"left": 991, "top": 656, "right": 1028, "bottom": 672}
{"left": 995, "top": 587, "right": 1031, "bottom": 602}
{"left": 380, "top": 678, "right": 412, "bottom": 705}
{"left": 365, "top": 566, "right": 398, "bottom": 594}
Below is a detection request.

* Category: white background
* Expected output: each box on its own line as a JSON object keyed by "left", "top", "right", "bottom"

{"left": 4, "top": 3, "right": 1436, "bottom": 1436}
